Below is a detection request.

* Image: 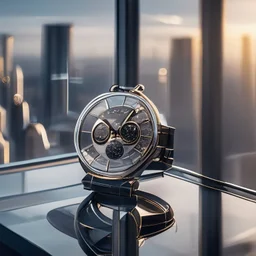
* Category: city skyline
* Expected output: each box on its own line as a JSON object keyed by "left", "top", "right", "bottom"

{"left": 0, "top": 31, "right": 52, "bottom": 163}
{"left": 0, "top": 10, "right": 254, "bottom": 191}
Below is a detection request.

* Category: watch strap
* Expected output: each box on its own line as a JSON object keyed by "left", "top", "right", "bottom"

{"left": 157, "top": 125, "right": 175, "bottom": 166}
{"left": 82, "top": 173, "right": 139, "bottom": 196}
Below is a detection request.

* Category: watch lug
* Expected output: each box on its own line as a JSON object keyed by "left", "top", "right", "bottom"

{"left": 130, "top": 84, "right": 145, "bottom": 93}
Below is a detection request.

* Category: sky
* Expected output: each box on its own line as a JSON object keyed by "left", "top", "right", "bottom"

{"left": 0, "top": 0, "right": 197, "bottom": 17}
{"left": 0, "top": 0, "right": 255, "bottom": 58}
{"left": 0, "top": 0, "right": 199, "bottom": 58}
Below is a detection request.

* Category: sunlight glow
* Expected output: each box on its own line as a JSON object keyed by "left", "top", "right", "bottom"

{"left": 158, "top": 68, "right": 167, "bottom": 76}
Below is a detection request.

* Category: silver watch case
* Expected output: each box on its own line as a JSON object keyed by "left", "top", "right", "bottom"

{"left": 74, "top": 84, "right": 166, "bottom": 180}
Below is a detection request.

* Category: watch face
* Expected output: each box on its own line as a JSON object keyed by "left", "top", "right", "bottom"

{"left": 74, "top": 92, "right": 158, "bottom": 178}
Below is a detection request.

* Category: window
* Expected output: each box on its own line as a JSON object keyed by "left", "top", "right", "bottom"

{"left": 140, "top": 0, "right": 201, "bottom": 172}
{"left": 0, "top": 0, "right": 255, "bottom": 192}
{"left": 0, "top": 0, "right": 114, "bottom": 164}
{"left": 222, "top": 0, "right": 256, "bottom": 190}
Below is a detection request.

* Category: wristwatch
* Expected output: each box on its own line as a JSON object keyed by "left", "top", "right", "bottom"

{"left": 74, "top": 84, "right": 175, "bottom": 192}
{"left": 73, "top": 84, "right": 176, "bottom": 255}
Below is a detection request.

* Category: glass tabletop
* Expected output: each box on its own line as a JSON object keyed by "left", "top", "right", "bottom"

{"left": 0, "top": 164, "right": 255, "bottom": 256}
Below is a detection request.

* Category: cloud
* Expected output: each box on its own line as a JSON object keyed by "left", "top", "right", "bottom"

{"left": 153, "top": 15, "right": 183, "bottom": 25}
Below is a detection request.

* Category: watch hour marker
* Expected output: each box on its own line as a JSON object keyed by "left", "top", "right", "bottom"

{"left": 81, "top": 146, "right": 89, "bottom": 153}
{"left": 122, "top": 96, "right": 126, "bottom": 106}
{"left": 81, "top": 130, "right": 91, "bottom": 134}
{"left": 141, "top": 135, "right": 152, "bottom": 138}
{"left": 89, "top": 112, "right": 98, "bottom": 118}
{"left": 133, "top": 147, "right": 142, "bottom": 154}
{"left": 82, "top": 145, "right": 99, "bottom": 164}
{"left": 106, "top": 160, "right": 110, "bottom": 172}
{"left": 105, "top": 99, "right": 109, "bottom": 109}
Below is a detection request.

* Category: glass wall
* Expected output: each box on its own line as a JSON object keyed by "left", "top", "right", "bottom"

{"left": 221, "top": 1, "right": 256, "bottom": 254}
{"left": 140, "top": 0, "right": 201, "bottom": 172}
{"left": 0, "top": 0, "right": 255, "bottom": 192}
{"left": 140, "top": 0, "right": 256, "bottom": 191}
{"left": 222, "top": 0, "right": 256, "bottom": 190}
{"left": 0, "top": 0, "right": 114, "bottom": 164}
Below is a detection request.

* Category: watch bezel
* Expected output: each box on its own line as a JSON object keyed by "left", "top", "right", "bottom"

{"left": 74, "top": 91, "right": 159, "bottom": 180}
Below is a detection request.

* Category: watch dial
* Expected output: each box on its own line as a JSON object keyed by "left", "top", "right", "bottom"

{"left": 120, "top": 122, "right": 140, "bottom": 144}
{"left": 76, "top": 93, "right": 156, "bottom": 176}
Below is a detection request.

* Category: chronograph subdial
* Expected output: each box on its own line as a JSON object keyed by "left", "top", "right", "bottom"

{"left": 105, "top": 140, "right": 124, "bottom": 160}
{"left": 92, "top": 122, "right": 110, "bottom": 144}
{"left": 119, "top": 121, "right": 140, "bottom": 145}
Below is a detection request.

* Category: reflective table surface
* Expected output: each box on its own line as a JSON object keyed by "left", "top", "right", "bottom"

{"left": 0, "top": 162, "right": 255, "bottom": 256}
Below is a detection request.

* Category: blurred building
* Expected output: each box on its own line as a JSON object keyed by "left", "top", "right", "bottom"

{"left": 8, "top": 64, "right": 50, "bottom": 162}
{"left": 0, "top": 106, "right": 7, "bottom": 136}
{"left": 239, "top": 35, "right": 256, "bottom": 152}
{"left": 25, "top": 123, "right": 50, "bottom": 160}
{"left": 11, "top": 65, "right": 24, "bottom": 99}
{"left": 222, "top": 35, "right": 256, "bottom": 188}
{"left": 168, "top": 37, "right": 199, "bottom": 170}
{"left": 0, "top": 131, "right": 9, "bottom": 164}
{"left": 223, "top": 35, "right": 256, "bottom": 158}
{"left": 0, "top": 35, "right": 14, "bottom": 132}
{"left": 0, "top": 35, "right": 14, "bottom": 77}
{"left": 41, "top": 24, "right": 73, "bottom": 127}
{"left": 10, "top": 94, "right": 51, "bottom": 161}
{"left": 9, "top": 66, "right": 26, "bottom": 161}
{"left": 10, "top": 98, "right": 30, "bottom": 161}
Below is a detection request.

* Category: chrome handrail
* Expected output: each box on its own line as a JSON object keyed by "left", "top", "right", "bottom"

{"left": 0, "top": 153, "right": 255, "bottom": 203}
{"left": 0, "top": 153, "right": 78, "bottom": 174}
{"left": 165, "top": 166, "right": 256, "bottom": 203}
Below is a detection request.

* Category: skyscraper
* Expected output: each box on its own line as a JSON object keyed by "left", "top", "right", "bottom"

{"left": 168, "top": 37, "right": 199, "bottom": 170}
{"left": 0, "top": 34, "right": 13, "bottom": 78}
{"left": 41, "top": 24, "right": 73, "bottom": 127}
{"left": 10, "top": 99, "right": 30, "bottom": 161}
{"left": 9, "top": 71, "right": 51, "bottom": 161}
{"left": 11, "top": 65, "right": 24, "bottom": 100}
{"left": 0, "top": 35, "right": 13, "bottom": 132}
{"left": 240, "top": 35, "right": 255, "bottom": 152}
{"left": 0, "top": 106, "right": 7, "bottom": 136}
{"left": 25, "top": 123, "right": 50, "bottom": 160}
{"left": 0, "top": 131, "right": 9, "bottom": 164}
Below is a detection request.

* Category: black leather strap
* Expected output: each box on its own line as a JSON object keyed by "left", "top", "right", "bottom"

{"left": 158, "top": 125, "right": 175, "bottom": 166}
{"left": 82, "top": 173, "right": 139, "bottom": 196}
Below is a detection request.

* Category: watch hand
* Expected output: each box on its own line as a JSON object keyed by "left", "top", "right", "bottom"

{"left": 101, "top": 119, "right": 116, "bottom": 134}
{"left": 121, "top": 109, "right": 135, "bottom": 127}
